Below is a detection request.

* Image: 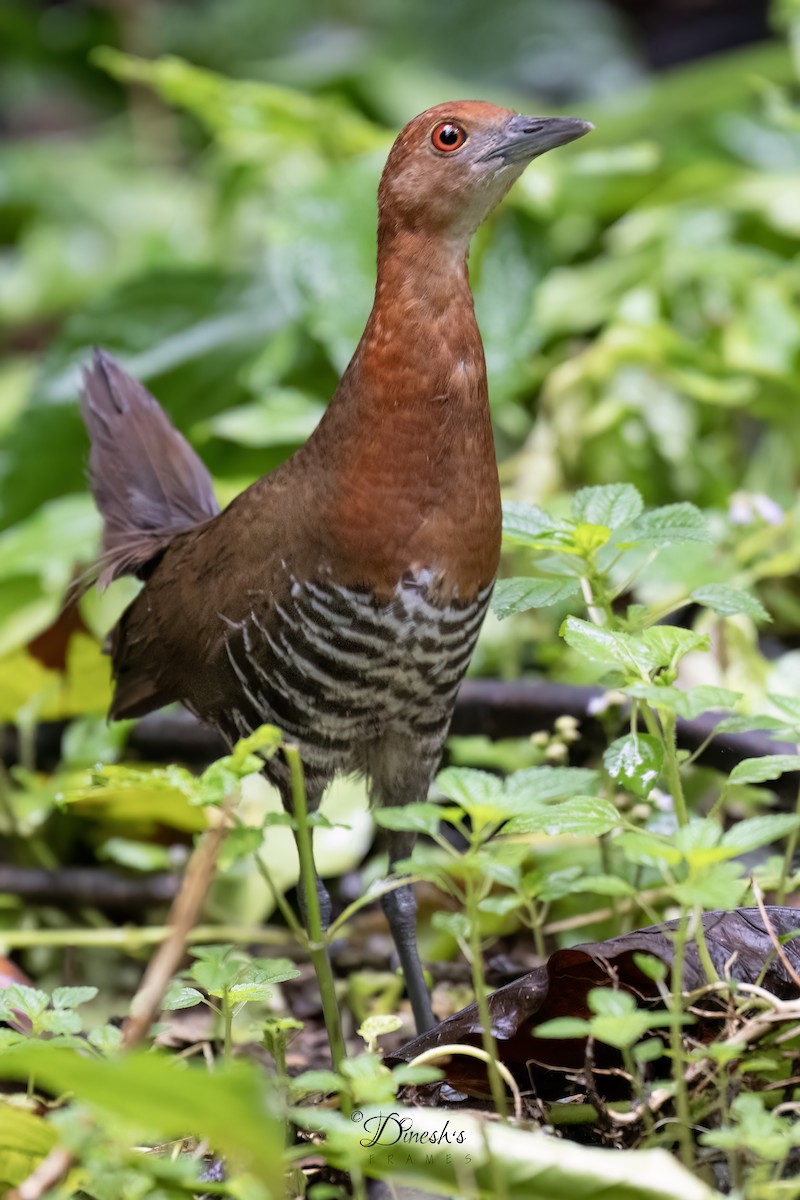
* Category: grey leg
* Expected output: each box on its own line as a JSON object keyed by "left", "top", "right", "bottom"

{"left": 298, "top": 871, "right": 332, "bottom": 931}
{"left": 381, "top": 866, "right": 435, "bottom": 1033}
{"left": 368, "top": 736, "right": 440, "bottom": 1034}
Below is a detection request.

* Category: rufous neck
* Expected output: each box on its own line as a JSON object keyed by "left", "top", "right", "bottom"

{"left": 374, "top": 225, "right": 471, "bottom": 315}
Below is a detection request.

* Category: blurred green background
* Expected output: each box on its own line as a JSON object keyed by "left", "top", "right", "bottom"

{"left": 2, "top": 0, "right": 800, "bottom": 722}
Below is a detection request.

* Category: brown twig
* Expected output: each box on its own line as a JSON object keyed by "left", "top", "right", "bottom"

{"left": 752, "top": 879, "right": 800, "bottom": 992}
{"left": 7, "top": 1147, "right": 75, "bottom": 1200}
{"left": 122, "top": 802, "right": 234, "bottom": 1049}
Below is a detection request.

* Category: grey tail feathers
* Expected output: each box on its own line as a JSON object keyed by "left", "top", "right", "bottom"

{"left": 80, "top": 350, "right": 220, "bottom": 586}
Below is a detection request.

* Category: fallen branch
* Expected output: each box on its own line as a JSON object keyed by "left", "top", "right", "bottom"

{"left": 0, "top": 865, "right": 179, "bottom": 910}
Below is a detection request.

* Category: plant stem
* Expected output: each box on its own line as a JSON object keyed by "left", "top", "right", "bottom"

{"left": 249, "top": 841, "right": 306, "bottom": 939}
{"left": 0, "top": 924, "right": 293, "bottom": 952}
{"left": 222, "top": 989, "right": 233, "bottom": 1062}
{"left": 776, "top": 766, "right": 800, "bottom": 903}
{"left": 524, "top": 897, "right": 546, "bottom": 960}
{"left": 284, "top": 745, "right": 347, "bottom": 1071}
{"left": 621, "top": 1044, "right": 653, "bottom": 1136}
{"left": 659, "top": 711, "right": 689, "bottom": 827}
{"left": 693, "top": 905, "right": 719, "bottom": 984}
{"left": 464, "top": 876, "right": 508, "bottom": 1124}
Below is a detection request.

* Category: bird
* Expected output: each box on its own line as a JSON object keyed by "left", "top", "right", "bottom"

{"left": 79, "top": 101, "right": 592, "bottom": 1036}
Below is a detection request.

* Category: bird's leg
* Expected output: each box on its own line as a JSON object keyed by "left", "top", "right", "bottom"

{"left": 298, "top": 868, "right": 332, "bottom": 932}
{"left": 370, "top": 743, "right": 438, "bottom": 1034}
{"left": 381, "top": 828, "right": 435, "bottom": 1033}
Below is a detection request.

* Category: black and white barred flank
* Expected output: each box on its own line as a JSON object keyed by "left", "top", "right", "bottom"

{"left": 206, "top": 571, "right": 493, "bottom": 795}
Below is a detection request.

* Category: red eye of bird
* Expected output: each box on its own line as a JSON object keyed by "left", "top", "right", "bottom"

{"left": 431, "top": 122, "right": 467, "bottom": 152}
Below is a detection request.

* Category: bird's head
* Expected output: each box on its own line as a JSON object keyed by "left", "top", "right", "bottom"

{"left": 378, "top": 100, "right": 592, "bottom": 244}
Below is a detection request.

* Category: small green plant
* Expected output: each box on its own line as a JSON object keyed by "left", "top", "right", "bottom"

{"left": 0, "top": 984, "right": 122, "bottom": 1048}
{"left": 164, "top": 944, "right": 300, "bottom": 1061}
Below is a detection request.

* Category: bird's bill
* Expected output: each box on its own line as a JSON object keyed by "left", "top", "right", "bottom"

{"left": 480, "top": 114, "right": 594, "bottom": 163}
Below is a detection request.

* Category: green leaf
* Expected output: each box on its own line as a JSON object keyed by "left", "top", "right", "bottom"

{"left": 588, "top": 987, "right": 637, "bottom": 1017}
{"left": 721, "top": 813, "right": 800, "bottom": 854}
{"left": 590, "top": 1011, "right": 678, "bottom": 1051}
{"left": 573, "top": 523, "right": 611, "bottom": 554}
{"left": 633, "top": 954, "right": 668, "bottom": 983}
{"left": 628, "top": 503, "right": 711, "bottom": 546}
{"left": 374, "top": 802, "right": 444, "bottom": 837}
{"left": 289, "top": 1069, "right": 343, "bottom": 1098}
{"left": 673, "top": 863, "right": 747, "bottom": 909}
{"left": 431, "top": 911, "right": 470, "bottom": 941}
{"left": 94, "top": 49, "right": 378, "bottom": 160}
{"left": 491, "top": 576, "right": 579, "bottom": 619}
{"left": 504, "top": 766, "right": 599, "bottom": 805}
{"left": 567, "top": 874, "right": 636, "bottom": 897}
{"left": 561, "top": 617, "right": 707, "bottom": 678}
{"left": 0, "top": 1102, "right": 57, "bottom": 1188}
{"left": 604, "top": 734, "right": 663, "bottom": 797}
{"left": 505, "top": 796, "right": 620, "bottom": 838}
{"left": 618, "top": 831, "right": 682, "bottom": 869}
{"left": 635, "top": 626, "right": 709, "bottom": 668}
{"left": 674, "top": 818, "right": 723, "bottom": 858}
{"left": 163, "top": 985, "right": 205, "bottom": 1011}
{"left": 0, "top": 1046, "right": 282, "bottom": 1189}
{"left": 231, "top": 959, "right": 300, "bottom": 997}
{"left": 691, "top": 584, "right": 771, "bottom": 622}
{"left": 0, "top": 986, "right": 48, "bottom": 1023}
{"left": 478, "top": 894, "right": 526, "bottom": 916}
{"left": 98, "top": 836, "right": 173, "bottom": 872}
{"left": 87, "top": 1025, "right": 124, "bottom": 1055}
{"left": 51, "top": 986, "right": 98, "bottom": 1010}
{"left": 768, "top": 692, "right": 800, "bottom": 722}
{"left": 560, "top": 617, "right": 645, "bottom": 674}
{"left": 714, "top": 713, "right": 789, "bottom": 736}
{"left": 626, "top": 683, "right": 742, "bottom": 719}
{"left": 357, "top": 1015, "right": 403, "bottom": 1045}
{"left": 572, "top": 483, "right": 644, "bottom": 529}
{"left": 435, "top": 767, "right": 510, "bottom": 827}
{"left": 391, "top": 1064, "right": 444, "bottom": 1087}
{"left": 635, "top": 1038, "right": 666, "bottom": 1064}
{"left": 534, "top": 1017, "right": 592, "bottom": 1040}
{"left": 728, "top": 755, "right": 800, "bottom": 785}
{"left": 200, "top": 387, "right": 325, "bottom": 448}
{"left": 39, "top": 1010, "right": 82, "bottom": 1036}
{"left": 500, "top": 501, "right": 558, "bottom": 545}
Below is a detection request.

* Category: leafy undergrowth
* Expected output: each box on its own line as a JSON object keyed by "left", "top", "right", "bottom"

{"left": 2, "top": 484, "right": 800, "bottom": 1198}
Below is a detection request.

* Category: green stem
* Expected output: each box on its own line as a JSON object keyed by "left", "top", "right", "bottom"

{"left": 659, "top": 710, "right": 689, "bottom": 827}
{"left": 669, "top": 909, "right": 693, "bottom": 1167}
{"left": 249, "top": 840, "right": 306, "bottom": 939}
{"left": 464, "top": 876, "right": 508, "bottom": 1125}
{"left": 328, "top": 873, "right": 425, "bottom": 941}
{"left": 524, "top": 897, "right": 546, "bottom": 961}
{"left": 776, "top": 765, "right": 800, "bottom": 903}
{"left": 693, "top": 905, "right": 719, "bottom": 985}
{"left": 599, "top": 834, "right": 620, "bottom": 928}
{"left": 222, "top": 989, "right": 233, "bottom": 1062}
{"left": 0, "top": 924, "right": 293, "bottom": 952}
{"left": 621, "top": 1044, "right": 653, "bottom": 1136}
{"left": 284, "top": 745, "right": 347, "bottom": 1071}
